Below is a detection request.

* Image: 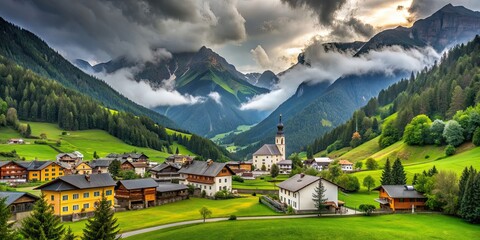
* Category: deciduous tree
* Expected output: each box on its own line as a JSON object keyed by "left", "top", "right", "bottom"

{"left": 199, "top": 207, "right": 212, "bottom": 223}
{"left": 363, "top": 175, "right": 375, "bottom": 193}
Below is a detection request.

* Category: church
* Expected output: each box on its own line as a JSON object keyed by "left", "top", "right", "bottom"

{"left": 252, "top": 115, "right": 286, "bottom": 171}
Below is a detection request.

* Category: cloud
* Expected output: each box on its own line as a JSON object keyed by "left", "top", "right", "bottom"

{"left": 0, "top": 0, "right": 247, "bottom": 63}
{"left": 208, "top": 92, "right": 222, "bottom": 105}
{"left": 241, "top": 41, "right": 440, "bottom": 111}
{"left": 250, "top": 45, "right": 272, "bottom": 70}
{"left": 94, "top": 67, "right": 205, "bottom": 108}
{"left": 280, "top": 0, "right": 347, "bottom": 26}
{"left": 408, "top": 1, "right": 480, "bottom": 22}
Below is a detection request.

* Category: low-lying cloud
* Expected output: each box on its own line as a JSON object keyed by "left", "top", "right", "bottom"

{"left": 241, "top": 43, "right": 440, "bottom": 111}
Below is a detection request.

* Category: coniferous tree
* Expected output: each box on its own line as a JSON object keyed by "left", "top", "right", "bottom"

{"left": 93, "top": 151, "right": 99, "bottom": 159}
{"left": 459, "top": 171, "right": 480, "bottom": 223}
{"left": 25, "top": 123, "right": 32, "bottom": 137}
{"left": 64, "top": 226, "right": 77, "bottom": 240}
{"left": 380, "top": 158, "right": 392, "bottom": 185}
{"left": 175, "top": 147, "right": 179, "bottom": 155}
{"left": 82, "top": 195, "right": 120, "bottom": 240}
{"left": 412, "top": 173, "right": 418, "bottom": 185}
{"left": 312, "top": 179, "right": 327, "bottom": 216}
{"left": 108, "top": 160, "right": 121, "bottom": 178}
{"left": 0, "top": 197, "right": 14, "bottom": 240}
{"left": 270, "top": 164, "right": 279, "bottom": 178}
{"left": 391, "top": 158, "right": 407, "bottom": 185}
{"left": 457, "top": 167, "right": 472, "bottom": 214}
{"left": 20, "top": 194, "right": 64, "bottom": 240}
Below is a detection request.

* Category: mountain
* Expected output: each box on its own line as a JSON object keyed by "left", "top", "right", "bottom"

{"left": 0, "top": 17, "right": 176, "bottom": 128}
{"left": 356, "top": 4, "right": 480, "bottom": 55}
{"left": 74, "top": 59, "right": 93, "bottom": 72}
{"left": 92, "top": 46, "right": 269, "bottom": 137}
{"left": 243, "top": 70, "right": 279, "bottom": 90}
{"left": 231, "top": 4, "right": 480, "bottom": 159}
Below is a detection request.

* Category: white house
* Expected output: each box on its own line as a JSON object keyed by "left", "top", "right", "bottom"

{"left": 303, "top": 157, "right": 333, "bottom": 171}
{"left": 178, "top": 160, "right": 235, "bottom": 197}
{"left": 278, "top": 174, "right": 339, "bottom": 212}
{"left": 253, "top": 115, "right": 286, "bottom": 171}
{"left": 277, "top": 160, "right": 292, "bottom": 174}
{"left": 339, "top": 160, "right": 353, "bottom": 172}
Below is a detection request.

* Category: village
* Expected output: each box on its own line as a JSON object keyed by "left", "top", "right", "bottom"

{"left": 0, "top": 116, "right": 428, "bottom": 233}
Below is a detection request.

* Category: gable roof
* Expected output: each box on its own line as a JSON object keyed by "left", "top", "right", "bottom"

{"left": 150, "top": 163, "right": 180, "bottom": 172}
{"left": 15, "top": 161, "right": 60, "bottom": 171}
{"left": 254, "top": 144, "right": 281, "bottom": 156}
{"left": 339, "top": 160, "right": 353, "bottom": 165}
{"left": 117, "top": 178, "right": 158, "bottom": 190}
{"left": 89, "top": 159, "right": 117, "bottom": 168}
{"left": 35, "top": 173, "right": 116, "bottom": 191}
{"left": 178, "top": 160, "right": 234, "bottom": 177}
{"left": 132, "top": 162, "right": 148, "bottom": 168}
{"left": 0, "top": 191, "right": 40, "bottom": 205}
{"left": 56, "top": 153, "right": 79, "bottom": 160}
{"left": 156, "top": 183, "right": 188, "bottom": 193}
{"left": 277, "top": 174, "right": 340, "bottom": 192}
{"left": 278, "top": 160, "right": 292, "bottom": 165}
{"left": 374, "top": 185, "right": 427, "bottom": 199}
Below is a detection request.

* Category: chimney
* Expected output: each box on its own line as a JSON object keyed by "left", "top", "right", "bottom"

{"left": 300, "top": 173, "right": 305, "bottom": 178}
{"left": 85, "top": 173, "right": 90, "bottom": 182}
{"left": 207, "top": 159, "right": 213, "bottom": 165}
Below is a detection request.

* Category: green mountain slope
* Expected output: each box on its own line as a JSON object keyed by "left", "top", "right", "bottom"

{"left": 0, "top": 17, "right": 176, "bottom": 128}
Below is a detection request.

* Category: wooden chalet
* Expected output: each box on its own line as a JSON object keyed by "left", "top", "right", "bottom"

{"left": 115, "top": 178, "right": 158, "bottom": 209}
{"left": 156, "top": 183, "right": 188, "bottom": 205}
{"left": 0, "top": 161, "right": 28, "bottom": 183}
{"left": 74, "top": 162, "right": 92, "bottom": 175}
{"left": 178, "top": 159, "right": 235, "bottom": 196}
{"left": 165, "top": 155, "right": 193, "bottom": 165}
{"left": 56, "top": 152, "right": 83, "bottom": 167}
{"left": 374, "top": 185, "right": 427, "bottom": 212}
{"left": 226, "top": 161, "right": 253, "bottom": 172}
{"left": 89, "top": 158, "right": 134, "bottom": 174}
{"left": 107, "top": 153, "right": 149, "bottom": 162}
{"left": 149, "top": 162, "right": 181, "bottom": 182}
{"left": 0, "top": 191, "right": 39, "bottom": 221}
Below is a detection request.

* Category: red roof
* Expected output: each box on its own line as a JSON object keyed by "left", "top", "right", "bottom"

{"left": 339, "top": 160, "right": 353, "bottom": 165}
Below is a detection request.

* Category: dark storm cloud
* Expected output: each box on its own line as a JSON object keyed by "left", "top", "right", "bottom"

{"left": 0, "top": 0, "right": 246, "bottom": 63}
{"left": 331, "top": 17, "right": 375, "bottom": 39}
{"left": 280, "top": 0, "right": 347, "bottom": 25}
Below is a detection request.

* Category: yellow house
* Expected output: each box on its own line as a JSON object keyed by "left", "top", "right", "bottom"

{"left": 74, "top": 162, "right": 92, "bottom": 175}
{"left": 26, "top": 161, "right": 66, "bottom": 182}
{"left": 35, "top": 173, "right": 116, "bottom": 221}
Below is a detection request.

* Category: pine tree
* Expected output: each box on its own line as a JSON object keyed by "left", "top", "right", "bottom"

{"left": 412, "top": 173, "right": 418, "bottom": 185}
{"left": 175, "top": 147, "right": 179, "bottom": 155}
{"left": 25, "top": 123, "right": 32, "bottom": 137}
{"left": 82, "top": 195, "right": 120, "bottom": 240}
{"left": 391, "top": 158, "right": 407, "bottom": 185}
{"left": 64, "top": 226, "right": 77, "bottom": 240}
{"left": 457, "top": 167, "right": 472, "bottom": 214}
{"left": 0, "top": 197, "right": 14, "bottom": 240}
{"left": 459, "top": 171, "right": 480, "bottom": 223}
{"left": 380, "top": 158, "right": 392, "bottom": 185}
{"left": 108, "top": 160, "right": 121, "bottom": 178}
{"left": 312, "top": 178, "right": 327, "bottom": 216}
{"left": 20, "top": 194, "right": 64, "bottom": 240}
{"left": 270, "top": 164, "right": 279, "bottom": 178}
{"left": 93, "top": 151, "right": 99, "bottom": 159}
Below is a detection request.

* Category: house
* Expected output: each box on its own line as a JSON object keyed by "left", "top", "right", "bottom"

{"left": 89, "top": 159, "right": 135, "bottom": 174}
{"left": 56, "top": 152, "right": 83, "bottom": 167}
{"left": 178, "top": 159, "right": 235, "bottom": 196}
{"left": 0, "top": 161, "right": 28, "bottom": 183}
{"left": 132, "top": 162, "right": 148, "bottom": 177}
{"left": 253, "top": 115, "right": 286, "bottom": 171}
{"left": 74, "top": 162, "right": 92, "bottom": 175}
{"left": 149, "top": 162, "right": 181, "bottom": 182}
{"left": 278, "top": 174, "right": 340, "bottom": 213}
{"left": 115, "top": 178, "right": 157, "bottom": 209}
{"left": 0, "top": 191, "right": 39, "bottom": 221}
{"left": 107, "top": 153, "right": 149, "bottom": 162}
{"left": 156, "top": 183, "right": 189, "bottom": 205}
{"left": 226, "top": 161, "right": 253, "bottom": 172}
{"left": 303, "top": 158, "right": 333, "bottom": 171}
{"left": 373, "top": 185, "right": 427, "bottom": 212}
{"left": 35, "top": 173, "right": 116, "bottom": 221}
{"left": 8, "top": 138, "right": 24, "bottom": 144}
{"left": 339, "top": 160, "right": 353, "bottom": 172}
{"left": 165, "top": 155, "right": 193, "bottom": 165}
{"left": 277, "top": 160, "right": 292, "bottom": 174}
{"left": 24, "top": 161, "right": 67, "bottom": 182}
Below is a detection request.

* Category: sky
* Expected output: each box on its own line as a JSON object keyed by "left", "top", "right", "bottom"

{"left": 0, "top": 0, "right": 479, "bottom": 111}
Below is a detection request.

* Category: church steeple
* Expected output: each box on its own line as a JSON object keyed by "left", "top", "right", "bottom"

{"left": 277, "top": 114, "right": 284, "bottom": 135}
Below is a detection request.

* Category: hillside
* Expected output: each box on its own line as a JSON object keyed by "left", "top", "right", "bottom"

{"left": 0, "top": 122, "right": 194, "bottom": 162}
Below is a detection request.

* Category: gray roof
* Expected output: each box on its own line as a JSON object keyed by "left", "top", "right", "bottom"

{"left": 226, "top": 161, "right": 240, "bottom": 165}
{"left": 0, "top": 161, "right": 10, "bottom": 167}
{"left": 16, "top": 161, "right": 59, "bottom": 170}
{"left": 118, "top": 178, "right": 158, "bottom": 190}
{"left": 156, "top": 183, "right": 188, "bottom": 193}
{"left": 278, "top": 174, "right": 319, "bottom": 192}
{"left": 278, "top": 160, "right": 292, "bottom": 165}
{"left": 35, "top": 173, "right": 116, "bottom": 191}
{"left": 0, "top": 191, "right": 39, "bottom": 206}
{"left": 89, "top": 158, "right": 129, "bottom": 168}
{"left": 253, "top": 144, "right": 282, "bottom": 156}
{"left": 374, "top": 185, "right": 427, "bottom": 199}
{"left": 178, "top": 160, "right": 232, "bottom": 177}
{"left": 150, "top": 163, "right": 180, "bottom": 172}
{"left": 56, "top": 153, "right": 79, "bottom": 160}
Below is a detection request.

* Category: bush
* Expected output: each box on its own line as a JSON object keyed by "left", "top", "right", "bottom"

{"left": 34, "top": 140, "right": 47, "bottom": 145}
{"left": 214, "top": 190, "right": 234, "bottom": 200}
{"left": 228, "top": 215, "right": 237, "bottom": 220}
{"left": 365, "top": 158, "right": 378, "bottom": 170}
{"left": 232, "top": 175, "right": 244, "bottom": 183}
{"left": 252, "top": 192, "right": 256, "bottom": 196}
{"left": 62, "top": 131, "right": 68, "bottom": 135}
{"left": 358, "top": 204, "right": 376, "bottom": 216}
{"left": 337, "top": 174, "right": 360, "bottom": 192}
{"left": 286, "top": 205, "right": 294, "bottom": 215}
{"left": 201, "top": 190, "right": 207, "bottom": 198}
{"left": 445, "top": 145, "right": 456, "bottom": 156}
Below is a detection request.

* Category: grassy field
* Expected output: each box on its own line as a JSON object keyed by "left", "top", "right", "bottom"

{"left": 339, "top": 136, "right": 382, "bottom": 162}
{"left": 232, "top": 175, "right": 290, "bottom": 190}
{"left": 0, "top": 122, "right": 195, "bottom": 162}
{"left": 66, "top": 196, "right": 279, "bottom": 235}
{"left": 338, "top": 189, "right": 378, "bottom": 209}
{"left": 124, "top": 214, "right": 480, "bottom": 240}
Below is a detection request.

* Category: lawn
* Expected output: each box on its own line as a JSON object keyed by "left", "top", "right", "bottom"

{"left": 124, "top": 214, "right": 480, "bottom": 240}
{"left": 65, "top": 196, "right": 279, "bottom": 235}
{"left": 232, "top": 175, "right": 290, "bottom": 190}
{"left": 340, "top": 136, "right": 381, "bottom": 162}
{"left": 0, "top": 122, "right": 195, "bottom": 162}
{"left": 338, "top": 189, "right": 378, "bottom": 209}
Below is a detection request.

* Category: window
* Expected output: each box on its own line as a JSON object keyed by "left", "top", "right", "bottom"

{"left": 106, "top": 190, "right": 112, "bottom": 196}
{"left": 94, "top": 191, "right": 100, "bottom": 197}
{"left": 45, "top": 169, "right": 49, "bottom": 172}
{"left": 218, "top": 179, "right": 221, "bottom": 183}
{"left": 62, "top": 195, "right": 68, "bottom": 201}
{"left": 73, "top": 205, "right": 79, "bottom": 211}
{"left": 224, "top": 178, "right": 227, "bottom": 183}
{"left": 209, "top": 186, "right": 211, "bottom": 190}
{"left": 51, "top": 195, "right": 54, "bottom": 201}
{"left": 83, "top": 192, "right": 90, "bottom": 198}
{"left": 62, "top": 206, "right": 68, "bottom": 212}
{"left": 45, "top": 178, "right": 49, "bottom": 181}
{"left": 45, "top": 173, "right": 49, "bottom": 176}
{"left": 59, "top": 172, "right": 63, "bottom": 175}
{"left": 399, "top": 198, "right": 404, "bottom": 202}
{"left": 33, "top": 173, "right": 38, "bottom": 176}
{"left": 52, "top": 173, "right": 56, "bottom": 176}
{"left": 52, "top": 168, "right": 56, "bottom": 171}
{"left": 73, "top": 194, "right": 79, "bottom": 199}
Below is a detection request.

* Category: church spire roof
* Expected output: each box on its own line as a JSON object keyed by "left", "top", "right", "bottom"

{"left": 277, "top": 114, "right": 284, "bottom": 135}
